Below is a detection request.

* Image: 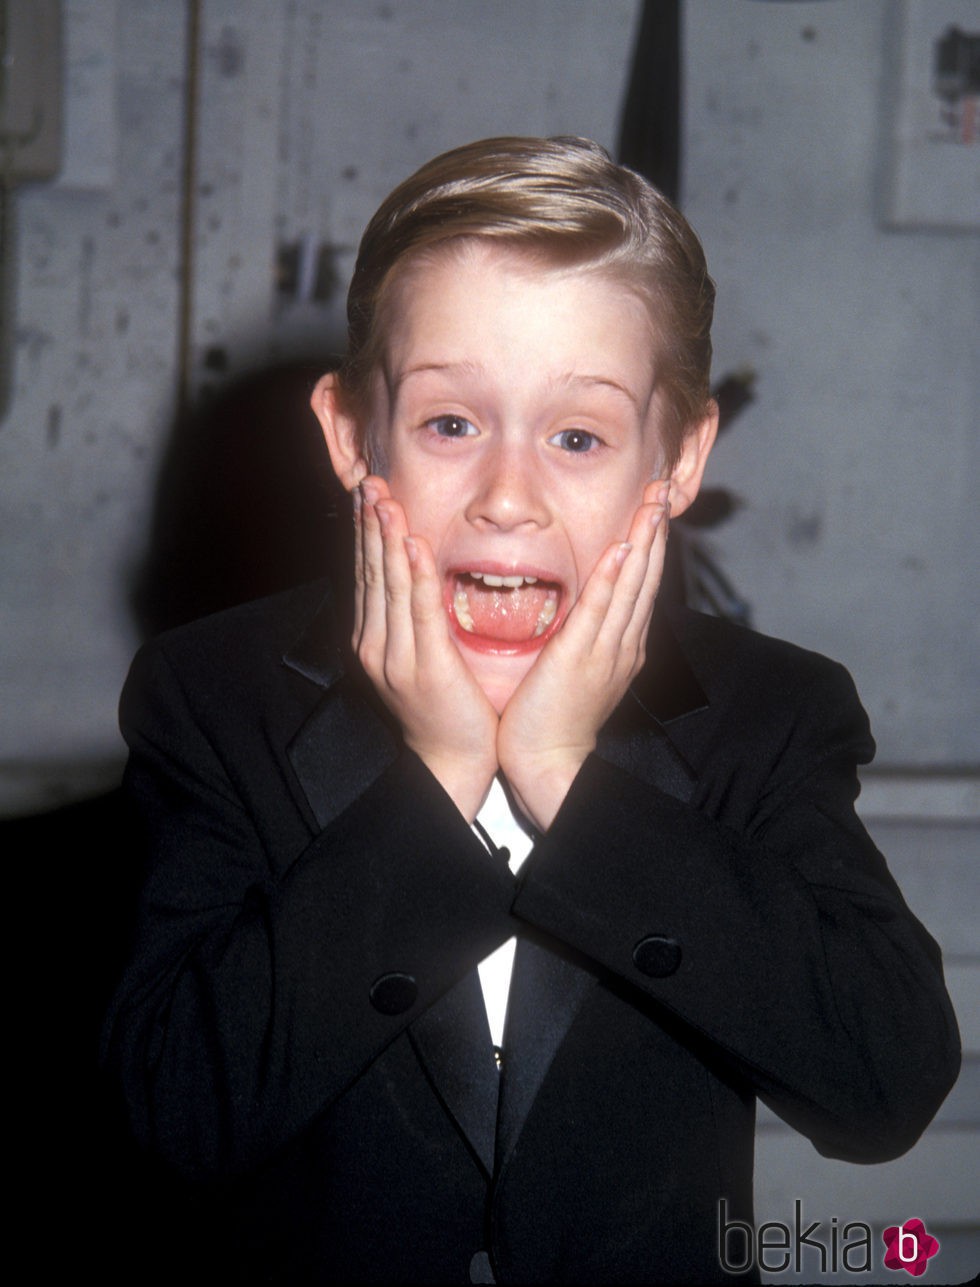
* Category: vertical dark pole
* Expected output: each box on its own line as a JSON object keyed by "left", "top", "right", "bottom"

{"left": 617, "top": 0, "right": 681, "bottom": 203}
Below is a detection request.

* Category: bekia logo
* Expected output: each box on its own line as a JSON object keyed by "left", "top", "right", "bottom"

{"left": 719, "top": 1201, "right": 942, "bottom": 1277}
{"left": 882, "top": 1219, "right": 941, "bottom": 1276}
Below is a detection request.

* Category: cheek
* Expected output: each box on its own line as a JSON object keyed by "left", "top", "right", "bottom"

{"left": 565, "top": 488, "right": 644, "bottom": 576}
{"left": 387, "top": 470, "right": 455, "bottom": 546}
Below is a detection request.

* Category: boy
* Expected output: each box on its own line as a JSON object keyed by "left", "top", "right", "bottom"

{"left": 104, "top": 137, "right": 959, "bottom": 1284}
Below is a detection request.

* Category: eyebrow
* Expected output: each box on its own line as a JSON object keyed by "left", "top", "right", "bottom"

{"left": 393, "top": 361, "right": 642, "bottom": 409}
{"left": 391, "top": 360, "right": 483, "bottom": 394}
{"left": 548, "top": 371, "right": 642, "bottom": 409}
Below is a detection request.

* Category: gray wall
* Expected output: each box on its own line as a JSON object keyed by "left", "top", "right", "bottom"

{"left": 1, "top": 0, "right": 976, "bottom": 1279}
{"left": 684, "top": 0, "right": 979, "bottom": 770}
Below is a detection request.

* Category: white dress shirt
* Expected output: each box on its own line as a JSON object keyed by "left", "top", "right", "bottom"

{"left": 472, "top": 776, "right": 535, "bottom": 1049}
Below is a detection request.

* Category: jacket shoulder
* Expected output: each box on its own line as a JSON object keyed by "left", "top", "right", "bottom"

{"left": 149, "top": 580, "right": 335, "bottom": 667}
{"left": 669, "top": 606, "right": 862, "bottom": 712}
{"left": 120, "top": 581, "right": 339, "bottom": 740}
{"left": 662, "top": 607, "right": 875, "bottom": 784}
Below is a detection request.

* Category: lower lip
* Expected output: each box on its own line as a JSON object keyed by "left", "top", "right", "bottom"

{"left": 449, "top": 619, "right": 560, "bottom": 655}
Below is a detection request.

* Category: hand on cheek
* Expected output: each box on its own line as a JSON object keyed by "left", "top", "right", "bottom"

{"left": 497, "top": 482, "right": 670, "bottom": 833}
{"left": 354, "top": 476, "right": 500, "bottom": 821}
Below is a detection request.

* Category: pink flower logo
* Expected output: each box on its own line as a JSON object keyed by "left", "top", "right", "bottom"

{"left": 882, "top": 1219, "right": 940, "bottom": 1276}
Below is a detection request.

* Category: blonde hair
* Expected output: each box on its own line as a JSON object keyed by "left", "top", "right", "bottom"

{"left": 337, "top": 136, "right": 715, "bottom": 467}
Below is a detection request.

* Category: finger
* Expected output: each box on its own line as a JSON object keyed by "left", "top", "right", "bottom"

{"left": 552, "top": 540, "right": 632, "bottom": 655}
{"left": 617, "top": 500, "right": 669, "bottom": 658}
{"left": 352, "top": 484, "right": 365, "bottom": 643}
{"left": 644, "top": 478, "right": 671, "bottom": 510}
{"left": 621, "top": 498, "right": 667, "bottom": 617}
{"left": 358, "top": 476, "right": 391, "bottom": 654}
{"left": 376, "top": 498, "right": 415, "bottom": 663}
{"left": 591, "top": 503, "right": 666, "bottom": 650}
{"left": 404, "top": 534, "right": 454, "bottom": 668}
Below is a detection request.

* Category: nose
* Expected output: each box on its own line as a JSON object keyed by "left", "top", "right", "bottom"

{"left": 464, "top": 440, "right": 552, "bottom": 531}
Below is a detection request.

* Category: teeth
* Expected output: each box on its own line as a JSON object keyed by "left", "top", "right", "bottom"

{"left": 453, "top": 586, "right": 475, "bottom": 632}
{"left": 533, "top": 593, "right": 558, "bottom": 637}
{"left": 468, "top": 572, "right": 539, "bottom": 588}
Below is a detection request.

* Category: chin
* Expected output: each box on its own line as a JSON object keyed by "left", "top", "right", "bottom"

{"left": 459, "top": 647, "right": 538, "bottom": 714}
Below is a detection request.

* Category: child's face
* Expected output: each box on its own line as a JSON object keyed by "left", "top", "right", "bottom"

{"left": 356, "top": 244, "right": 702, "bottom": 711}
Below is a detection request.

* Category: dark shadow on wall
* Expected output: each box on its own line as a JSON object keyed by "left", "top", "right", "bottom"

{"left": 131, "top": 361, "right": 351, "bottom": 638}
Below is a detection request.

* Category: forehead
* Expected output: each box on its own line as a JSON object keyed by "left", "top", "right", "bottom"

{"left": 378, "top": 241, "right": 659, "bottom": 402}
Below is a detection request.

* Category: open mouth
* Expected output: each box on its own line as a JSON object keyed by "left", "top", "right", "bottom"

{"left": 447, "top": 570, "right": 563, "bottom": 654}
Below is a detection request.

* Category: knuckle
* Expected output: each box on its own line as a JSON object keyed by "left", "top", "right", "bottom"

{"left": 382, "top": 659, "right": 411, "bottom": 691}
{"left": 358, "top": 640, "right": 383, "bottom": 674}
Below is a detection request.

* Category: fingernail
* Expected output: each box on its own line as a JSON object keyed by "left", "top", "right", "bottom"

{"left": 615, "top": 542, "right": 632, "bottom": 568}
{"left": 375, "top": 501, "right": 391, "bottom": 530}
{"left": 655, "top": 482, "right": 671, "bottom": 507}
{"left": 362, "top": 480, "right": 379, "bottom": 506}
{"left": 403, "top": 536, "right": 418, "bottom": 566}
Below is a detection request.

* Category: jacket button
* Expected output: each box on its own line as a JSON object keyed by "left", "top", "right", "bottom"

{"left": 369, "top": 972, "right": 418, "bottom": 1015}
{"left": 632, "top": 934, "right": 682, "bottom": 977}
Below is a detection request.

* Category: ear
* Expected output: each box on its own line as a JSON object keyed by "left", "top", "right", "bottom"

{"left": 666, "top": 401, "right": 719, "bottom": 519}
{"left": 310, "top": 372, "right": 368, "bottom": 491}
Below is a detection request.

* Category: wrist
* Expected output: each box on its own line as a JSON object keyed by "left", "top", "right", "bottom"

{"left": 502, "top": 749, "right": 590, "bottom": 833}
{"left": 408, "top": 747, "right": 497, "bottom": 823}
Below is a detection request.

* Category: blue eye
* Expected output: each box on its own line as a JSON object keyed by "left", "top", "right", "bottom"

{"left": 551, "top": 428, "right": 599, "bottom": 453}
{"left": 428, "top": 415, "right": 477, "bottom": 438}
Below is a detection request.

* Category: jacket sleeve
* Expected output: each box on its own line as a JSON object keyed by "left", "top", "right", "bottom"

{"left": 511, "top": 657, "right": 961, "bottom": 1164}
{"left": 102, "top": 640, "right": 515, "bottom": 1179}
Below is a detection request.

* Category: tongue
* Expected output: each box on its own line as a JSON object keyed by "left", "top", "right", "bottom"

{"left": 457, "top": 578, "right": 555, "bottom": 643}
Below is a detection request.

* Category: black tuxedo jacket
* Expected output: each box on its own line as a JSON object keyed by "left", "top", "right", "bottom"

{"left": 103, "top": 581, "right": 959, "bottom": 1284}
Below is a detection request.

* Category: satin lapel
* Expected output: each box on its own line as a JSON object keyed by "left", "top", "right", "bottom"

{"left": 496, "top": 934, "right": 597, "bottom": 1166}
{"left": 596, "top": 714, "right": 697, "bottom": 806}
{"left": 285, "top": 677, "right": 398, "bottom": 830}
{"left": 592, "top": 599, "right": 708, "bottom": 806}
{"left": 409, "top": 970, "right": 500, "bottom": 1177}
{"left": 282, "top": 586, "right": 401, "bottom": 830}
